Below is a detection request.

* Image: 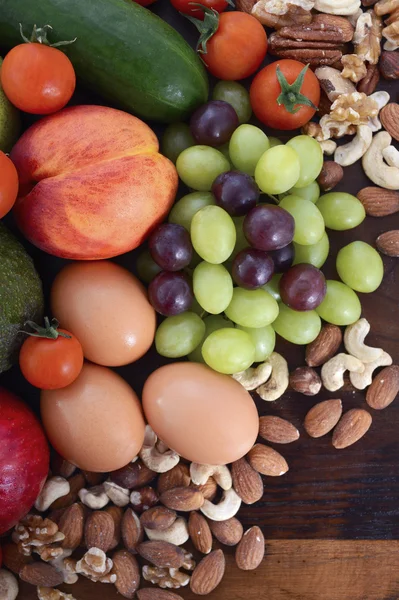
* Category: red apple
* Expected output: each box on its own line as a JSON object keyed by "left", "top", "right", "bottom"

{"left": 0, "top": 388, "right": 49, "bottom": 534}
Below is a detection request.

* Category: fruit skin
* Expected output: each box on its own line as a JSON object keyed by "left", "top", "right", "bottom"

{"left": 0, "top": 222, "right": 44, "bottom": 373}
{"left": 0, "top": 0, "right": 208, "bottom": 122}
{"left": 10, "top": 105, "right": 178, "bottom": 260}
{"left": 0, "top": 151, "right": 18, "bottom": 219}
{"left": 0, "top": 388, "right": 50, "bottom": 534}
{"left": 0, "top": 57, "right": 21, "bottom": 152}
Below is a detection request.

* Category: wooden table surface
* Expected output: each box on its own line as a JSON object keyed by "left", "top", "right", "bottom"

{"left": 2, "top": 2, "right": 399, "bottom": 599}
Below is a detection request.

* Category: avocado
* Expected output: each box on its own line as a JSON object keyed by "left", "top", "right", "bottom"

{"left": 0, "top": 222, "right": 44, "bottom": 372}
{"left": 0, "top": 57, "right": 21, "bottom": 152}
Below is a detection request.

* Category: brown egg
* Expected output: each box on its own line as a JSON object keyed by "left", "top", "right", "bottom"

{"left": 41, "top": 362, "right": 145, "bottom": 472}
{"left": 51, "top": 261, "right": 156, "bottom": 367}
{"left": 143, "top": 362, "right": 259, "bottom": 465}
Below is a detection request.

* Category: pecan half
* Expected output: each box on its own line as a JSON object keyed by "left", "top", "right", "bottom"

{"left": 278, "top": 14, "right": 354, "bottom": 43}
{"left": 268, "top": 44, "right": 344, "bottom": 67}
{"left": 357, "top": 63, "right": 380, "bottom": 93}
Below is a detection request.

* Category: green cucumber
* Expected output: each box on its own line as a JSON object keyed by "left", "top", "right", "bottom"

{"left": 0, "top": 0, "right": 209, "bottom": 123}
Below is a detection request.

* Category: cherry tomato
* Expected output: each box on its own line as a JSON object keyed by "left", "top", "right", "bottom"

{"left": 171, "top": 0, "right": 229, "bottom": 19}
{"left": 250, "top": 59, "right": 320, "bottom": 130}
{"left": 19, "top": 319, "right": 84, "bottom": 390}
{"left": 0, "top": 151, "right": 18, "bottom": 219}
{"left": 1, "top": 43, "right": 76, "bottom": 115}
{"left": 194, "top": 11, "right": 267, "bottom": 80}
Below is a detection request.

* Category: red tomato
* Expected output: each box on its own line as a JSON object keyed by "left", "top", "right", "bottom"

{"left": 0, "top": 151, "right": 18, "bottom": 218}
{"left": 198, "top": 12, "right": 267, "bottom": 80}
{"left": 19, "top": 320, "right": 84, "bottom": 390}
{"left": 171, "top": 0, "right": 229, "bottom": 19}
{"left": 1, "top": 43, "right": 76, "bottom": 115}
{"left": 250, "top": 59, "right": 320, "bottom": 130}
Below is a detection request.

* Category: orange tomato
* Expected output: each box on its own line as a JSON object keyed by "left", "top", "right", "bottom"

{"left": 0, "top": 151, "right": 18, "bottom": 219}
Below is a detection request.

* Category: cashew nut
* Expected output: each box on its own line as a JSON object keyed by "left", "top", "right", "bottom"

{"left": 320, "top": 140, "right": 338, "bottom": 156}
{"left": 363, "top": 131, "right": 399, "bottom": 190}
{"left": 145, "top": 517, "right": 189, "bottom": 546}
{"left": 190, "top": 464, "right": 232, "bottom": 491}
{"left": 344, "top": 318, "right": 384, "bottom": 363}
{"left": 256, "top": 352, "right": 289, "bottom": 401}
{"left": 314, "top": 0, "right": 360, "bottom": 15}
{"left": 350, "top": 351, "right": 393, "bottom": 389}
{"left": 200, "top": 488, "right": 242, "bottom": 522}
{"left": 0, "top": 569, "right": 19, "bottom": 600}
{"left": 139, "top": 425, "right": 180, "bottom": 473}
{"left": 321, "top": 353, "right": 365, "bottom": 391}
{"left": 383, "top": 145, "right": 399, "bottom": 169}
{"left": 334, "top": 125, "right": 373, "bottom": 167}
{"left": 232, "top": 362, "right": 272, "bottom": 391}
{"left": 103, "top": 480, "right": 130, "bottom": 507}
{"left": 368, "top": 91, "right": 390, "bottom": 132}
{"left": 78, "top": 485, "right": 109, "bottom": 509}
{"left": 34, "top": 476, "right": 70, "bottom": 512}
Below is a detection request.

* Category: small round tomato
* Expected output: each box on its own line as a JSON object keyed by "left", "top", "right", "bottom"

{"left": 171, "top": 0, "right": 229, "bottom": 19}
{"left": 0, "top": 151, "right": 18, "bottom": 218}
{"left": 1, "top": 35, "right": 76, "bottom": 115}
{"left": 250, "top": 59, "right": 320, "bottom": 130}
{"left": 19, "top": 318, "right": 84, "bottom": 390}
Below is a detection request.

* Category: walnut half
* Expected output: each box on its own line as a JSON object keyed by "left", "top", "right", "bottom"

{"left": 342, "top": 54, "right": 368, "bottom": 81}
{"left": 353, "top": 10, "right": 383, "bottom": 64}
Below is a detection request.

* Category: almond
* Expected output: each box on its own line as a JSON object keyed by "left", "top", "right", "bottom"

{"left": 208, "top": 517, "right": 243, "bottom": 546}
{"left": 137, "top": 541, "right": 186, "bottom": 569}
{"left": 58, "top": 502, "right": 85, "bottom": 550}
{"left": 160, "top": 486, "right": 204, "bottom": 512}
{"left": 380, "top": 103, "right": 399, "bottom": 141}
{"left": 247, "top": 444, "right": 289, "bottom": 476}
{"left": 366, "top": 365, "right": 399, "bottom": 410}
{"left": 188, "top": 511, "right": 213, "bottom": 555}
{"left": 2, "top": 542, "right": 33, "bottom": 574}
{"left": 130, "top": 487, "right": 159, "bottom": 512}
{"left": 235, "top": 526, "right": 265, "bottom": 571}
{"left": 231, "top": 458, "right": 264, "bottom": 505}
{"left": 379, "top": 50, "right": 399, "bottom": 80}
{"left": 85, "top": 510, "right": 114, "bottom": 552}
{"left": 290, "top": 366, "right": 322, "bottom": 396}
{"left": 191, "top": 476, "right": 218, "bottom": 501}
{"left": 110, "top": 460, "right": 156, "bottom": 490}
{"left": 376, "top": 230, "right": 399, "bottom": 257}
{"left": 106, "top": 505, "right": 123, "bottom": 550}
{"left": 332, "top": 409, "right": 372, "bottom": 449}
{"left": 20, "top": 563, "right": 64, "bottom": 587}
{"left": 122, "top": 508, "right": 143, "bottom": 553}
{"left": 137, "top": 590, "right": 183, "bottom": 600}
{"left": 113, "top": 550, "right": 140, "bottom": 599}
{"left": 140, "top": 506, "right": 177, "bottom": 531}
{"left": 304, "top": 399, "right": 343, "bottom": 438}
{"left": 317, "top": 161, "right": 343, "bottom": 192}
{"left": 157, "top": 464, "right": 191, "bottom": 495}
{"left": 190, "top": 549, "right": 225, "bottom": 595}
{"left": 259, "top": 416, "right": 299, "bottom": 444}
{"left": 306, "top": 323, "right": 342, "bottom": 367}
{"left": 50, "top": 472, "right": 85, "bottom": 510}
{"left": 357, "top": 187, "right": 399, "bottom": 217}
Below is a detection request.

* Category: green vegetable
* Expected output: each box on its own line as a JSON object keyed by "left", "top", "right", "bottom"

{"left": 0, "top": 57, "right": 20, "bottom": 152}
{"left": 0, "top": 222, "right": 44, "bottom": 373}
{"left": 0, "top": 0, "right": 208, "bottom": 123}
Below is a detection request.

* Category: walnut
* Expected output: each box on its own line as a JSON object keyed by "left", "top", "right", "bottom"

{"left": 49, "top": 549, "right": 78, "bottom": 585}
{"left": 342, "top": 54, "right": 368, "bottom": 81}
{"left": 35, "top": 545, "right": 64, "bottom": 562}
{"left": 64, "top": 548, "right": 116, "bottom": 584}
{"left": 353, "top": 10, "right": 383, "bottom": 63}
{"left": 251, "top": 0, "right": 313, "bottom": 27}
{"left": 302, "top": 118, "right": 357, "bottom": 141}
{"left": 375, "top": 0, "right": 399, "bottom": 50}
{"left": 12, "top": 516, "right": 65, "bottom": 557}
{"left": 330, "top": 91, "right": 379, "bottom": 123}
{"left": 37, "top": 587, "right": 76, "bottom": 600}
{"left": 142, "top": 565, "right": 190, "bottom": 589}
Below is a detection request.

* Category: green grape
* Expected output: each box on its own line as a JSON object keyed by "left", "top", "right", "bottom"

{"left": 202, "top": 328, "right": 255, "bottom": 374}
{"left": 293, "top": 232, "right": 330, "bottom": 268}
{"left": 188, "top": 314, "right": 234, "bottom": 363}
{"left": 162, "top": 123, "right": 195, "bottom": 164}
{"left": 316, "top": 192, "right": 366, "bottom": 230}
{"left": 272, "top": 304, "right": 321, "bottom": 345}
{"left": 279, "top": 195, "right": 325, "bottom": 246}
{"left": 176, "top": 145, "right": 230, "bottom": 191}
{"left": 191, "top": 205, "right": 236, "bottom": 264}
{"left": 336, "top": 241, "right": 383, "bottom": 293}
{"left": 190, "top": 296, "right": 208, "bottom": 317}
{"left": 169, "top": 191, "right": 215, "bottom": 232}
{"left": 225, "top": 287, "right": 279, "bottom": 328}
{"left": 212, "top": 81, "right": 252, "bottom": 124}
{"left": 193, "top": 262, "right": 233, "bottom": 314}
{"left": 136, "top": 249, "right": 162, "bottom": 284}
{"left": 262, "top": 274, "right": 282, "bottom": 302}
{"left": 290, "top": 180, "right": 320, "bottom": 203}
{"left": 316, "top": 280, "right": 362, "bottom": 326}
{"left": 255, "top": 146, "right": 300, "bottom": 195}
{"left": 268, "top": 136, "right": 283, "bottom": 148}
{"left": 237, "top": 325, "right": 275, "bottom": 362}
{"left": 286, "top": 135, "right": 323, "bottom": 189}
{"left": 155, "top": 312, "right": 205, "bottom": 358}
{"left": 229, "top": 124, "right": 270, "bottom": 176}
{"left": 232, "top": 216, "right": 248, "bottom": 257}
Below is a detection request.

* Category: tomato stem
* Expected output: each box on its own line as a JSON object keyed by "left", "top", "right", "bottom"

{"left": 276, "top": 64, "right": 318, "bottom": 115}
{"left": 183, "top": 5, "right": 220, "bottom": 54}
{"left": 20, "top": 317, "right": 72, "bottom": 340}
{"left": 19, "top": 23, "right": 77, "bottom": 48}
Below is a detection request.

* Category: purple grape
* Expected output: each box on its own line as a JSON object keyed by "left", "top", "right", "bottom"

{"left": 269, "top": 243, "right": 295, "bottom": 273}
{"left": 243, "top": 205, "right": 295, "bottom": 251}
{"left": 149, "top": 223, "right": 192, "bottom": 271}
{"left": 148, "top": 271, "right": 193, "bottom": 316}
{"left": 279, "top": 264, "right": 326, "bottom": 311}
{"left": 190, "top": 100, "right": 239, "bottom": 147}
{"left": 212, "top": 171, "right": 260, "bottom": 217}
{"left": 232, "top": 248, "right": 274, "bottom": 290}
